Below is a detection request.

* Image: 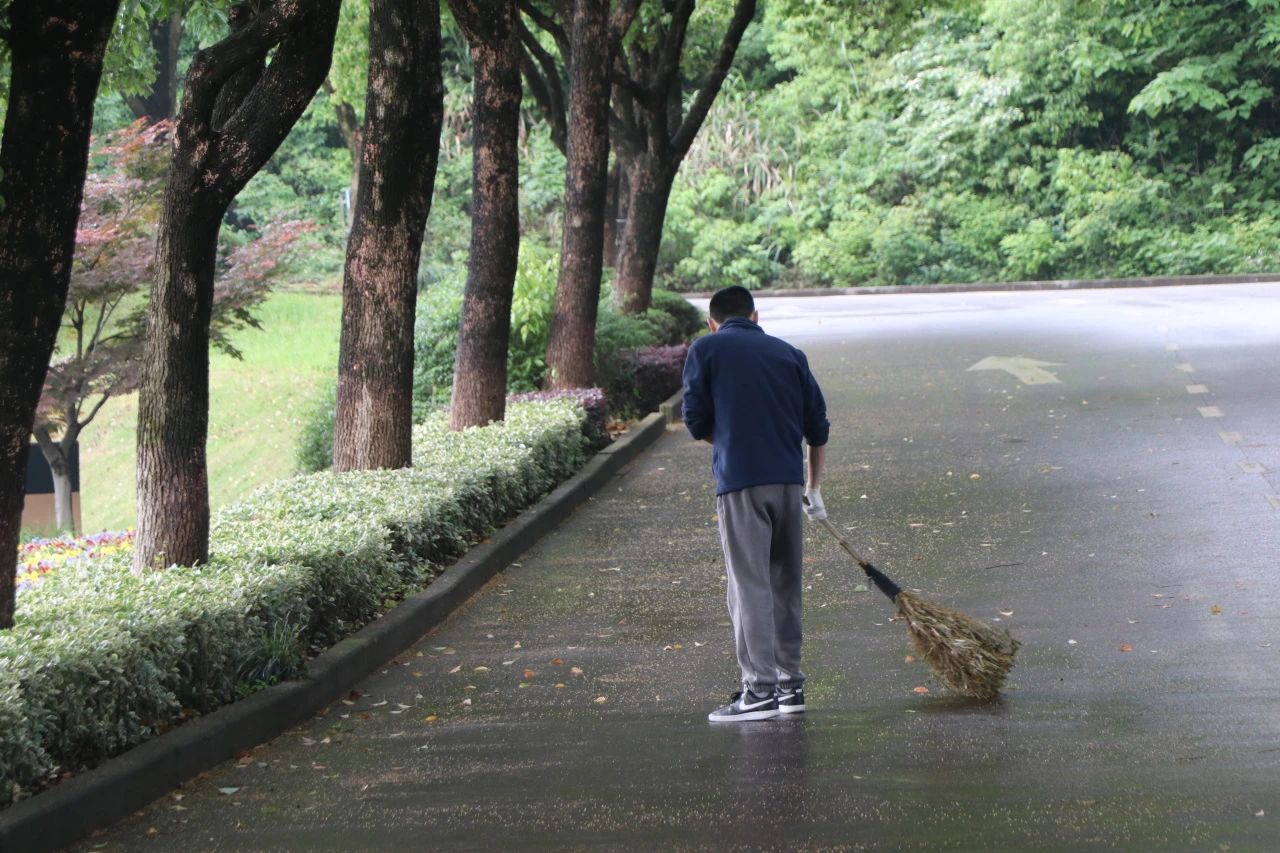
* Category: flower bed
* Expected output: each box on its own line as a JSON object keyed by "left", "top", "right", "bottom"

{"left": 16, "top": 531, "right": 134, "bottom": 595}
{"left": 1, "top": 399, "right": 588, "bottom": 808}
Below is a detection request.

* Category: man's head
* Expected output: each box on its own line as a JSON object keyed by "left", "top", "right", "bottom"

{"left": 707, "top": 285, "right": 757, "bottom": 331}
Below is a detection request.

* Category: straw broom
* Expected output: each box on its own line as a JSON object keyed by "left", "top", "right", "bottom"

{"left": 817, "top": 517, "right": 1020, "bottom": 700}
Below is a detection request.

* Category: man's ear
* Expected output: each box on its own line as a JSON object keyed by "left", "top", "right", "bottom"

{"left": 707, "top": 317, "right": 720, "bottom": 332}
{"left": 750, "top": 310, "right": 759, "bottom": 324}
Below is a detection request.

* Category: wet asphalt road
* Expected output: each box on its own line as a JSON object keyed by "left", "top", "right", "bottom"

{"left": 74, "top": 284, "right": 1279, "bottom": 851}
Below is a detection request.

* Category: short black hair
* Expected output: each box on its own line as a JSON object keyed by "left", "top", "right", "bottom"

{"left": 708, "top": 285, "right": 755, "bottom": 323}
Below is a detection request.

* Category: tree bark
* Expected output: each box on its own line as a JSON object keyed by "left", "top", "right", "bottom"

{"left": 134, "top": 0, "right": 342, "bottom": 573}
{"left": 613, "top": 155, "right": 675, "bottom": 313}
{"left": 125, "top": 10, "right": 184, "bottom": 123}
{"left": 544, "top": 0, "right": 613, "bottom": 389}
{"left": 333, "top": 0, "right": 445, "bottom": 471}
{"left": 602, "top": 160, "right": 623, "bottom": 268}
{"left": 0, "top": 0, "right": 121, "bottom": 628}
{"left": 448, "top": 0, "right": 522, "bottom": 430}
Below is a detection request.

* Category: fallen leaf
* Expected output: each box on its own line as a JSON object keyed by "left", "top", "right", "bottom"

{"left": 1210, "top": 604, "right": 1223, "bottom": 615}
{"left": 555, "top": 683, "right": 567, "bottom": 689}
{"left": 969, "top": 473, "right": 981, "bottom": 480}
{"left": 999, "top": 610, "right": 1014, "bottom": 617}
{"left": 1255, "top": 809, "right": 1265, "bottom": 817}
{"left": 551, "top": 658, "right": 564, "bottom": 666}
{"left": 913, "top": 686, "right": 930, "bottom": 695}
{"left": 1068, "top": 639, "right": 1078, "bottom": 645}
{"left": 523, "top": 669, "right": 537, "bottom": 679}
{"left": 449, "top": 665, "right": 461, "bottom": 674}
{"left": 412, "top": 671, "right": 423, "bottom": 678}
{"left": 473, "top": 666, "right": 489, "bottom": 673}
{"left": 423, "top": 715, "right": 437, "bottom": 723}
{"left": 147, "top": 827, "right": 159, "bottom": 837}
{"left": 218, "top": 787, "right": 240, "bottom": 796}
{"left": 461, "top": 698, "right": 472, "bottom": 706}
{"left": 1120, "top": 644, "right": 1133, "bottom": 653}
{"left": 594, "top": 696, "right": 608, "bottom": 704}
{"left": 904, "top": 655, "right": 915, "bottom": 663}
{"left": 571, "top": 667, "right": 584, "bottom": 676}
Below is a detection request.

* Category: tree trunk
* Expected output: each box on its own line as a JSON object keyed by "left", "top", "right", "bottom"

{"left": 0, "top": 0, "right": 121, "bottom": 628}
{"left": 448, "top": 0, "right": 521, "bottom": 430}
{"left": 32, "top": 426, "right": 79, "bottom": 535}
{"left": 333, "top": 0, "right": 445, "bottom": 471}
{"left": 607, "top": 0, "right": 754, "bottom": 315}
{"left": 613, "top": 156, "right": 674, "bottom": 314}
{"left": 126, "top": 10, "right": 183, "bottom": 123}
{"left": 133, "top": 0, "right": 342, "bottom": 573}
{"left": 544, "top": 0, "right": 612, "bottom": 390}
{"left": 135, "top": 205, "right": 222, "bottom": 571}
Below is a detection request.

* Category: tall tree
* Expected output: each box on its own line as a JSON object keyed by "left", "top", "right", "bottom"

{"left": 0, "top": 0, "right": 122, "bottom": 629}
{"left": 523, "top": 0, "right": 641, "bottom": 390}
{"left": 332, "top": 0, "right": 446, "bottom": 470}
{"left": 447, "top": 0, "right": 522, "bottom": 429}
{"left": 610, "top": 0, "right": 755, "bottom": 314}
{"left": 133, "top": 0, "right": 342, "bottom": 573}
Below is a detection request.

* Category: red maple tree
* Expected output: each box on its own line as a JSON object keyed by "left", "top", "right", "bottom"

{"left": 33, "top": 119, "right": 314, "bottom": 533}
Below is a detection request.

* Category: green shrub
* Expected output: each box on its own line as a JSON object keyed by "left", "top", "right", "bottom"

{"left": 412, "top": 268, "right": 467, "bottom": 420}
{"left": 507, "top": 242, "right": 560, "bottom": 392}
{"left": 296, "top": 379, "right": 337, "bottom": 473}
{"left": 649, "top": 289, "right": 705, "bottom": 340}
{"left": 0, "top": 399, "right": 588, "bottom": 807}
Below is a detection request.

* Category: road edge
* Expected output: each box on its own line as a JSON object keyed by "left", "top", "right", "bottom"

{"left": 0, "top": 392, "right": 685, "bottom": 853}
{"left": 682, "top": 272, "right": 1280, "bottom": 300}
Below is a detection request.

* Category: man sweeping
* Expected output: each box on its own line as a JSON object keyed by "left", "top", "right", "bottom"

{"left": 682, "top": 285, "right": 830, "bottom": 722}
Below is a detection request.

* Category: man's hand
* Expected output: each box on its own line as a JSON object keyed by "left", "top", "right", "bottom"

{"left": 802, "top": 488, "right": 827, "bottom": 521}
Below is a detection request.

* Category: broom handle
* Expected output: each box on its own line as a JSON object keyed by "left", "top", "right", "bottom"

{"left": 817, "top": 518, "right": 869, "bottom": 565}
{"left": 815, "top": 517, "right": 904, "bottom": 601}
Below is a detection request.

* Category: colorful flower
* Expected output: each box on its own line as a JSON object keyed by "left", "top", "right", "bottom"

{"left": 14, "top": 530, "right": 134, "bottom": 594}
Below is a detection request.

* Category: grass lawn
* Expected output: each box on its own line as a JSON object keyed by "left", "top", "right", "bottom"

{"left": 78, "top": 292, "right": 342, "bottom": 532}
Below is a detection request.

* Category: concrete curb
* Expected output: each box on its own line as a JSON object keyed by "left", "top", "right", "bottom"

{"left": 683, "top": 272, "right": 1280, "bottom": 300}
{"left": 0, "top": 392, "right": 685, "bottom": 853}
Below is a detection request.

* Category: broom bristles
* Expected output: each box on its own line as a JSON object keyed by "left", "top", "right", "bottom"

{"left": 893, "top": 590, "right": 1020, "bottom": 700}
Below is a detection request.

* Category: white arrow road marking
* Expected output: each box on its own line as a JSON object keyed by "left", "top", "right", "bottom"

{"left": 967, "top": 356, "right": 1063, "bottom": 385}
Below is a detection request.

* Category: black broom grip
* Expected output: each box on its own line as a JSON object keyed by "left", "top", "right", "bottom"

{"left": 817, "top": 518, "right": 903, "bottom": 600}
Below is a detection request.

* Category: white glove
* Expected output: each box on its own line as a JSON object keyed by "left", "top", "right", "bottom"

{"left": 803, "top": 488, "right": 827, "bottom": 521}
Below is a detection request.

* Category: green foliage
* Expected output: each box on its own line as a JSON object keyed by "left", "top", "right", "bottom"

{"left": 658, "top": 0, "right": 1280, "bottom": 288}
{"left": 296, "top": 379, "right": 337, "bottom": 473}
{"left": 507, "top": 242, "right": 560, "bottom": 392}
{"left": 0, "top": 400, "right": 589, "bottom": 806}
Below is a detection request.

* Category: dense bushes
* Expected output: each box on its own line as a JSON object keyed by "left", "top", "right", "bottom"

{"left": 654, "top": 0, "right": 1280, "bottom": 290}
{"left": 1, "top": 400, "right": 588, "bottom": 807}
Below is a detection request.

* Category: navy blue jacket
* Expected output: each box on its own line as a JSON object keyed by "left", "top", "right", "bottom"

{"left": 682, "top": 316, "right": 829, "bottom": 496}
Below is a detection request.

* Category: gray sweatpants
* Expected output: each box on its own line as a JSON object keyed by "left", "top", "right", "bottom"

{"left": 716, "top": 483, "right": 806, "bottom": 695}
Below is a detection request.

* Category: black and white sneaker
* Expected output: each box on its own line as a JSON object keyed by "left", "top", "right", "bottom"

{"left": 776, "top": 685, "right": 805, "bottom": 714}
{"left": 707, "top": 690, "right": 779, "bottom": 722}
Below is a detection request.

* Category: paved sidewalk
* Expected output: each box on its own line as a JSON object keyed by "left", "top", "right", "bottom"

{"left": 76, "top": 286, "right": 1279, "bottom": 850}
